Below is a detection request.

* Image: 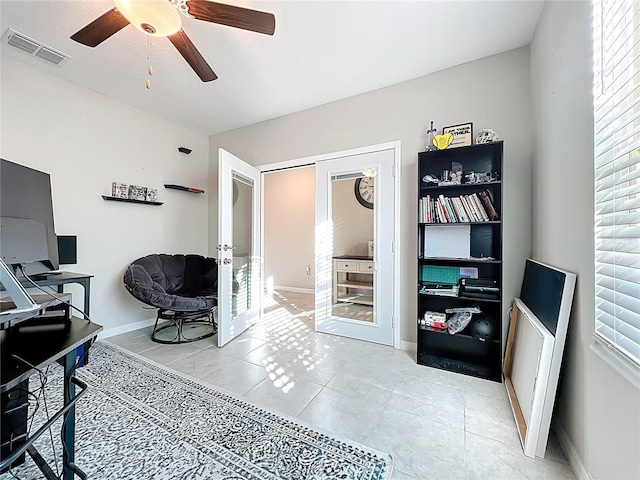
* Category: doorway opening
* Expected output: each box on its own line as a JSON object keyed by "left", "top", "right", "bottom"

{"left": 260, "top": 142, "right": 401, "bottom": 348}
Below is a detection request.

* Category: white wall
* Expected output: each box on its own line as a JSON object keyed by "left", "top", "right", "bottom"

{"left": 1, "top": 57, "right": 210, "bottom": 335}
{"left": 209, "top": 47, "right": 533, "bottom": 343}
{"left": 530, "top": 2, "right": 640, "bottom": 479}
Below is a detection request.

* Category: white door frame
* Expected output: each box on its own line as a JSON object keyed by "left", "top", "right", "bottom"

{"left": 259, "top": 141, "right": 402, "bottom": 348}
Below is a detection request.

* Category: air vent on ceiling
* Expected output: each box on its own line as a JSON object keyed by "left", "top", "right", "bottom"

{"left": 2, "top": 28, "right": 70, "bottom": 66}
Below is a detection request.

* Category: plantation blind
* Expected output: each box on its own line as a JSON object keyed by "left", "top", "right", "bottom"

{"left": 593, "top": 0, "right": 640, "bottom": 367}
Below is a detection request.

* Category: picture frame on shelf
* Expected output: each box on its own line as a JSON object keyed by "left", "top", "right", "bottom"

{"left": 145, "top": 188, "right": 158, "bottom": 202}
{"left": 443, "top": 123, "right": 473, "bottom": 148}
{"left": 111, "top": 182, "right": 129, "bottom": 199}
{"left": 128, "top": 184, "right": 146, "bottom": 201}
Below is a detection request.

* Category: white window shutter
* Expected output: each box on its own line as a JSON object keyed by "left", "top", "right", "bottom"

{"left": 593, "top": 0, "right": 640, "bottom": 367}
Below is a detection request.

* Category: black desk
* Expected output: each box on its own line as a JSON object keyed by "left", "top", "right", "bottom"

{"left": 20, "top": 271, "right": 93, "bottom": 367}
{"left": 20, "top": 272, "right": 93, "bottom": 318}
{"left": 0, "top": 318, "right": 102, "bottom": 479}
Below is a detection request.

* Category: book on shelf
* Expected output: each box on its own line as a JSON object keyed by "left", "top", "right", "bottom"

{"left": 478, "top": 190, "right": 500, "bottom": 220}
{"left": 471, "top": 193, "right": 489, "bottom": 222}
{"left": 419, "top": 189, "right": 498, "bottom": 224}
{"left": 452, "top": 197, "right": 469, "bottom": 222}
{"left": 463, "top": 195, "right": 478, "bottom": 221}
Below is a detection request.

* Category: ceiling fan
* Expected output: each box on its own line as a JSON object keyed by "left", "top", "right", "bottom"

{"left": 70, "top": 0, "right": 276, "bottom": 82}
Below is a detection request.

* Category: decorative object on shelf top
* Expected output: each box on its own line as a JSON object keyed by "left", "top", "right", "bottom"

{"left": 164, "top": 184, "right": 205, "bottom": 194}
{"left": 422, "top": 173, "right": 439, "bottom": 185}
{"left": 465, "top": 170, "right": 500, "bottom": 184}
{"left": 433, "top": 132, "right": 454, "bottom": 150}
{"left": 178, "top": 147, "right": 192, "bottom": 154}
{"left": 425, "top": 121, "right": 438, "bottom": 151}
{"left": 422, "top": 161, "right": 500, "bottom": 188}
{"left": 449, "top": 162, "right": 463, "bottom": 184}
{"left": 475, "top": 129, "right": 498, "bottom": 144}
{"left": 111, "top": 182, "right": 158, "bottom": 202}
{"left": 443, "top": 123, "right": 473, "bottom": 148}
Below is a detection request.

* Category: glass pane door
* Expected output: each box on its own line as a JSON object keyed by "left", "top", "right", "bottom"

{"left": 315, "top": 149, "right": 394, "bottom": 345}
{"left": 331, "top": 174, "right": 375, "bottom": 323}
{"left": 217, "top": 149, "right": 261, "bottom": 347}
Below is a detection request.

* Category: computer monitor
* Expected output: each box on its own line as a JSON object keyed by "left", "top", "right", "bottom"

{"left": 0, "top": 159, "right": 59, "bottom": 276}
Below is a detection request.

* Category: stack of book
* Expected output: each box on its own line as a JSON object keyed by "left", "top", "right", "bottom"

{"left": 419, "top": 190, "right": 499, "bottom": 223}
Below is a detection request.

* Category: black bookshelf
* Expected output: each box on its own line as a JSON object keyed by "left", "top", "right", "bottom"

{"left": 417, "top": 141, "right": 504, "bottom": 382}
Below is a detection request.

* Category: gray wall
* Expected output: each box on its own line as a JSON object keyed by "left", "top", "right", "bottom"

{"left": 530, "top": 2, "right": 640, "bottom": 479}
{"left": 263, "top": 168, "right": 373, "bottom": 292}
{"left": 209, "top": 47, "right": 534, "bottom": 343}
{"left": 332, "top": 178, "right": 374, "bottom": 257}
{"left": 263, "top": 166, "right": 316, "bottom": 291}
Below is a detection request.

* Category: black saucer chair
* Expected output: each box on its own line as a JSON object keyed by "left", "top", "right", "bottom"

{"left": 123, "top": 254, "right": 218, "bottom": 344}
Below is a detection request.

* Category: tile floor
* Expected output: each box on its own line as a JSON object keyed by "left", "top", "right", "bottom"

{"left": 108, "top": 290, "right": 575, "bottom": 480}
{"left": 332, "top": 301, "right": 373, "bottom": 322}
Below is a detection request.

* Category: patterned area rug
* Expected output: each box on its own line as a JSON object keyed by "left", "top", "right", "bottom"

{"left": 1, "top": 341, "right": 393, "bottom": 480}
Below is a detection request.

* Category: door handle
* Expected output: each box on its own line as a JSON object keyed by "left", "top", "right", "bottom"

{"left": 223, "top": 258, "right": 232, "bottom": 265}
{"left": 223, "top": 244, "right": 235, "bottom": 251}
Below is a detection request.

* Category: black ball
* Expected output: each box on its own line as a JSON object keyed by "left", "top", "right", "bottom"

{"left": 470, "top": 314, "right": 496, "bottom": 342}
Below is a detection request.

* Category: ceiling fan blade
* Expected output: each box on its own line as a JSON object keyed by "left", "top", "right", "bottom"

{"left": 168, "top": 30, "right": 218, "bottom": 82}
{"left": 70, "top": 8, "right": 130, "bottom": 47}
{"left": 185, "top": 0, "right": 275, "bottom": 35}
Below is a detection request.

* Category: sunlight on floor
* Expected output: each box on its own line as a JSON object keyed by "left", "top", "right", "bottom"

{"left": 255, "top": 291, "right": 322, "bottom": 393}
{"left": 255, "top": 290, "right": 378, "bottom": 394}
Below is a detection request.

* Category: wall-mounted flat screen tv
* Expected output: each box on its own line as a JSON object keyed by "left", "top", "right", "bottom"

{"left": 0, "top": 159, "right": 59, "bottom": 276}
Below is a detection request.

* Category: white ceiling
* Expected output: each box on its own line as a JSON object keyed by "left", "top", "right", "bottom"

{"left": 0, "top": 1, "right": 545, "bottom": 136}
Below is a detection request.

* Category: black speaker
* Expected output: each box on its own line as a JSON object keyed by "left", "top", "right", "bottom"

{"left": 57, "top": 235, "right": 77, "bottom": 265}
{"left": 1, "top": 380, "right": 29, "bottom": 473}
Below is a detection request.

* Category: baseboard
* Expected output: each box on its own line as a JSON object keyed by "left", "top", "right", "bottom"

{"left": 272, "top": 286, "right": 314, "bottom": 295}
{"left": 553, "top": 425, "right": 592, "bottom": 480}
{"left": 99, "top": 317, "right": 156, "bottom": 339}
{"left": 401, "top": 340, "right": 417, "bottom": 352}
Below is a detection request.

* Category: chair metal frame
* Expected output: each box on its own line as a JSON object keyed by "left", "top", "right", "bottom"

{"left": 151, "top": 307, "right": 217, "bottom": 344}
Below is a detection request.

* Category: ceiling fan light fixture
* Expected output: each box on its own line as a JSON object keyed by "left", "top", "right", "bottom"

{"left": 113, "top": 0, "right": 182, "bottom": 36}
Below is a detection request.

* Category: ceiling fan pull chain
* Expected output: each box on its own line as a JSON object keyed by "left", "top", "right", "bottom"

{"left": 146, "top": 36, "right": 153, "bottom": 89}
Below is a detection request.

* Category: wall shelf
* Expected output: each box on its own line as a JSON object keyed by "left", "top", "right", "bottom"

{"left": 102, "top": 195, "right": 163, "bottom": 206}
{"left": 164, "top": 184, "right": 205, "bottom": 194}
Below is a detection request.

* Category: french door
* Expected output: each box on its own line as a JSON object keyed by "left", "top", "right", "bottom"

{"left": 217, "top": 149, "right": 262, "bottom": 347}
{"left": 315, "top": 148, "right": 395, "bottom": 345}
